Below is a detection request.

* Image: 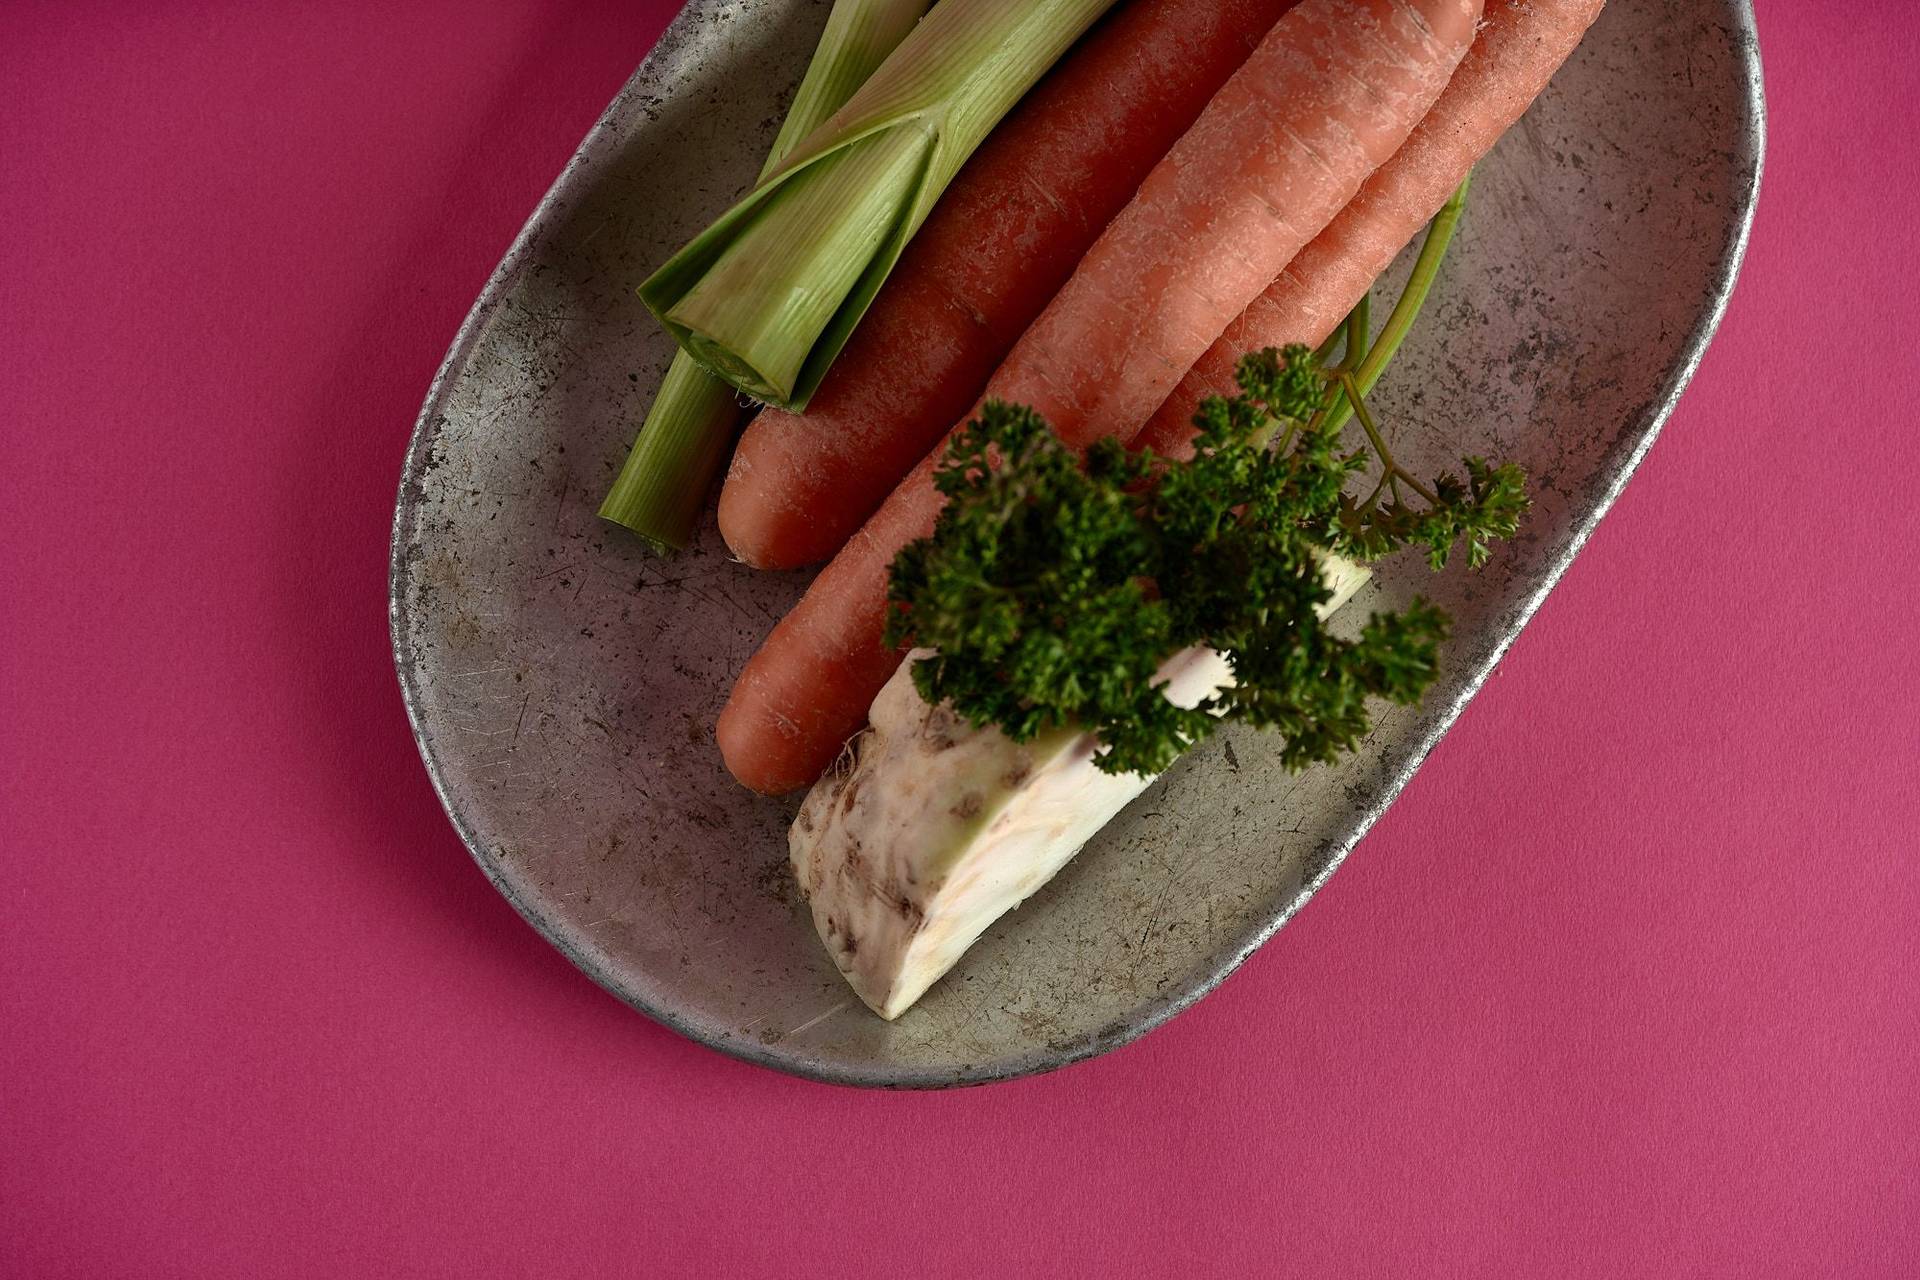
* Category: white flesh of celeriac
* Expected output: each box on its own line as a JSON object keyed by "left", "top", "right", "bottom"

{"left": 790, "top": 556, "right": 1371, "bottom": 1019}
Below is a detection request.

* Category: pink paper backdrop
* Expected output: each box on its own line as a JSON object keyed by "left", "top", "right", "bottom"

{"left": 3, "top": 1, "right": 1915, "bottom": 1274}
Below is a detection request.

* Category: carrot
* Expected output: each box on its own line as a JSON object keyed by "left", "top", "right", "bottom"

{"left": 718, "top": 0, "right": 1305, "bottom": 572}
{"left": 719, "top": 0, "right": 1482, "bottom": 794}
{"left": 1134, "top": 0, "right": 1608, "bottom": 460}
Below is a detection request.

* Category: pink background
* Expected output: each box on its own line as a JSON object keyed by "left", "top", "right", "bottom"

{"left": 4, "top": 1, "right": 1916, "bottom": 1274}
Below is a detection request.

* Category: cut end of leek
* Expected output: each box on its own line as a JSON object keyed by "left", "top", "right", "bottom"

{"left": 596, "top": 0, "right": 933, "bottom": 549}
{"left": 639, "top": 0, "right": 1121, "bottom": 409}
{"left": 651, "top": 121, "right": 936, "bottom": 411}
{"left": 672, "top": 329, "right": 786, "bottom": 405}
{"left": 597, "top": 353, "right": 740, "bottom": 552}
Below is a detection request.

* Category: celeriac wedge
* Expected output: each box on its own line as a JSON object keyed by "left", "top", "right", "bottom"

{"left": 792, "top": 556, "right": 1370, "bottom": 1019}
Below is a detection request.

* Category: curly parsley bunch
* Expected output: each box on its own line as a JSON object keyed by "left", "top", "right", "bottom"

{"left": 885, "top": 345, "right": 1528, "bottom": 776}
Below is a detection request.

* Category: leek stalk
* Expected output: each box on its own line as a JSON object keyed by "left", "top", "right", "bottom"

{"left": 600, "top": 0, "right": 932, "bottom": 552}
{"left": 640, "top": 0, "right": 1122, "bottom": 412}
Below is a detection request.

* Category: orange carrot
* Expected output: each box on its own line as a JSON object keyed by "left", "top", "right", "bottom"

{"left": 1134, "top": 0, "right": 1607, "bottom": 460}
{"left": 719, "top": 0, "right": 1481, "bottom": 794}
{"left": 718, "top": 0, "right": 1304, "bottom": 572}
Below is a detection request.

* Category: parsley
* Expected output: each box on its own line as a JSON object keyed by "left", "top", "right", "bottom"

{"left": 884, "top": 344, "right": 1528, "bottom": 777}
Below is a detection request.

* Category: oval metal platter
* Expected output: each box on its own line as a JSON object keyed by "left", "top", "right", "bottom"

{"left": 391, "top": 0, "right": 1763, "bottom": 1087}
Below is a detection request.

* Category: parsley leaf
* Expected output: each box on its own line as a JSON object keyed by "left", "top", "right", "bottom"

{"left": 885, "top": 344, "right": 1529, "bottom": 776}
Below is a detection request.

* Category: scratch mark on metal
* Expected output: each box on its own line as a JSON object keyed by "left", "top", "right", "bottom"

{"left": 774, "top": 1001, "right": 848, "bottom": 1042}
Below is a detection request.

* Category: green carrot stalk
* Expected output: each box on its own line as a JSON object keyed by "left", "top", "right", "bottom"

{"left": 600, "top": 0, "right": 933, "bottom": 552}
{"left": 639, "top": 0, "right": 1122, "bottom": 412}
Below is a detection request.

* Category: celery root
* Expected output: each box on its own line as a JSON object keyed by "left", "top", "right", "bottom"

{"left": 793, "top": 557, "right": 1370, "bottom": 1019}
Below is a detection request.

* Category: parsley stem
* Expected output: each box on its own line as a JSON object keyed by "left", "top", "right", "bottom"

{"left": 1338, "top": 371, "right": 1439, "bottom": 506}
{"left": 1322, "top": 171, "right": 1472, "bottom": 434}
{"left": 1359, "top": 469, "right": 1393, "bottom": 513}
{"left": 1343, "top": 294, "right": 1371, "bottom": 371}
{"left": 1316, "top": 293, "right": 1372, "bottom": 424}
{"left": 1312, "top": 327, "right": 1346, "bottom": 366}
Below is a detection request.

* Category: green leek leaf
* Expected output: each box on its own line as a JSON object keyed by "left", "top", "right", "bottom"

{"left": 599, "top": 0, "right": 933, "bottom": 551}
{"left": 640, "top": 0, "right": 1121, "bottom": 412}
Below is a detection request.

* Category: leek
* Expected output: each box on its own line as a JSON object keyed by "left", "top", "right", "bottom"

{"left": 600, "top": 0, "right": 932, "bottom": 552}
{"left": 640, "top": 0, "right": 1122, "bottom": 412}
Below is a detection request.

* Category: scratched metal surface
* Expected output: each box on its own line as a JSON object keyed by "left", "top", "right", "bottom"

{"left": 390, "top": 0, "right": 1763, "bottom": 1087}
